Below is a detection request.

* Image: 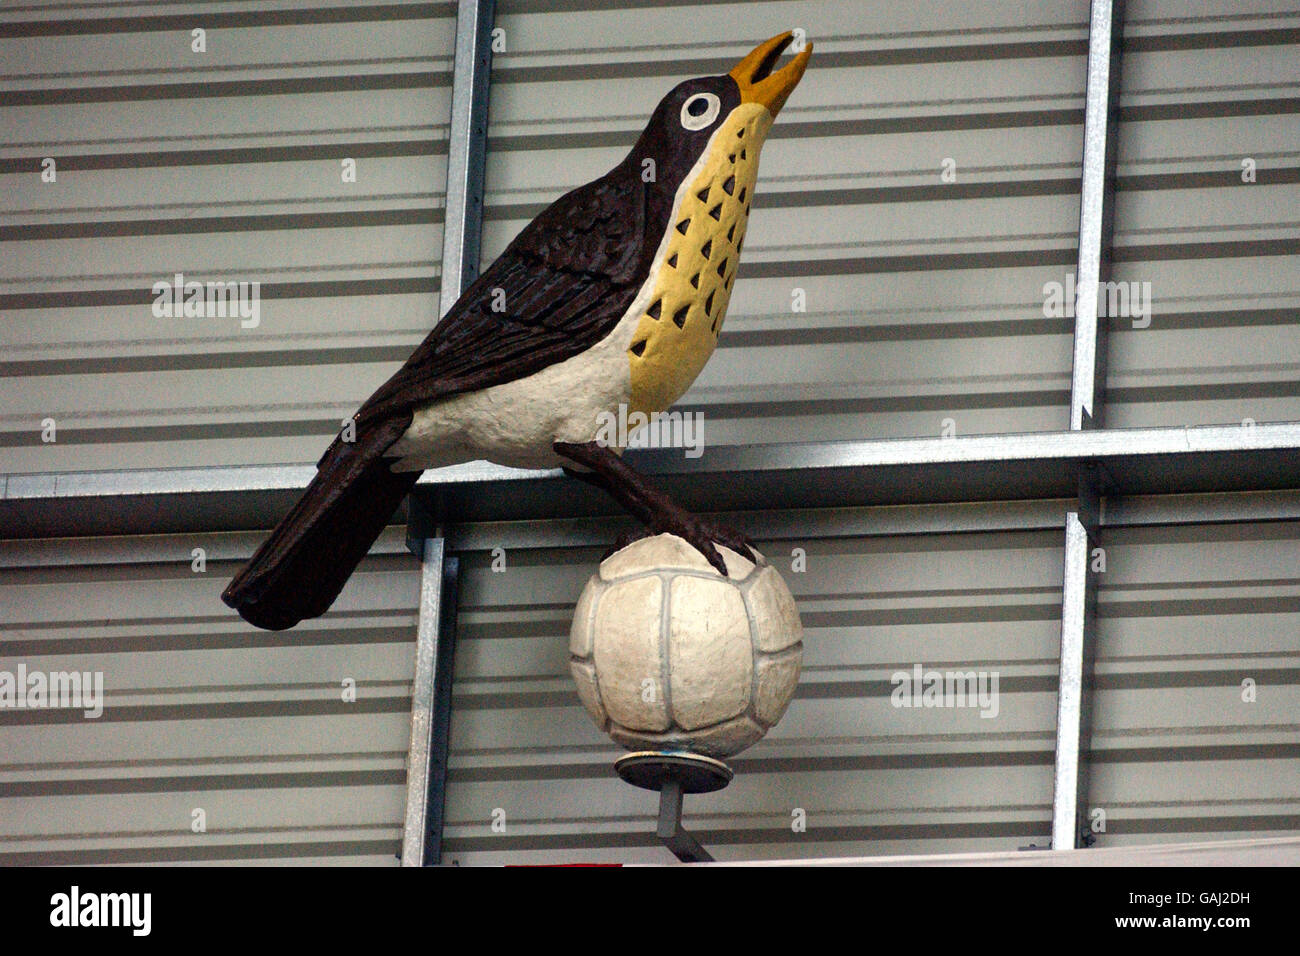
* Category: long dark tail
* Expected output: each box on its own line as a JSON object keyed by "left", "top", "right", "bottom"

{"left": 223, "top": 417, "right": 420, "bottom": 631}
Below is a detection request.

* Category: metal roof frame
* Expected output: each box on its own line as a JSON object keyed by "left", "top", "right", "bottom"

{"left": 5, "top": 422, "right": 1298, "bottom": 538}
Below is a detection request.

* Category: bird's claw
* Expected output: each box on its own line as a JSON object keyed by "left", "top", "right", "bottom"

{"left": 682, "top": 530, "right": 729, "bottom": 577}
{"left": 657, "top": 513, "right": 757, "bottom": 577}
{"left": 600, "top": 516, "right": 757, "bottom": 577}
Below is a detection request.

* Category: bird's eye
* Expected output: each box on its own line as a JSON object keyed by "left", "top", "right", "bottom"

{"left": 680, "top": 92, "right": 721, "bottom": 131}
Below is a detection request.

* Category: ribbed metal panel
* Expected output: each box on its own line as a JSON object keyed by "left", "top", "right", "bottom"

{"left": 0, "top": 2, "right": 456, "bottom": 475}
{"left": 482, "top": 0, "right": 1090, "bottom": 446}
{"left": 441, "top": 519, "right": 1065, "bottom": 864}
{"left": 0, "top": 526, "right": 418, "bottom": 865}
{"left": 1107, "top": 0, "right": 1300, "bottom": 428}
{"left": 1090, "top": 519, "right": 1300, "bottom": 844}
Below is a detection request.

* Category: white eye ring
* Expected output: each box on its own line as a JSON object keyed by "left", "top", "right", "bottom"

{"left": 680, "top": 92, "right": 721, "bottom": 131}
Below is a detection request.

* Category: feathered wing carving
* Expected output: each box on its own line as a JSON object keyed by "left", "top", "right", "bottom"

{"left": 223, "top": 164, "right": 653, "bottom": 629}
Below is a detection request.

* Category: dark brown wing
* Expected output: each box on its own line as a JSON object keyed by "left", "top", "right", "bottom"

{"left": 224, "top": 162, "right": 655, "bottom": 630}
{"left": 356, "top": 162, "right": 650, "bottom": 430}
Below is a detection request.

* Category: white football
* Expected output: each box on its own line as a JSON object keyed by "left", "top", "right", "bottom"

{"left": 569, "top": 533, "right": 802, "bottom": 759}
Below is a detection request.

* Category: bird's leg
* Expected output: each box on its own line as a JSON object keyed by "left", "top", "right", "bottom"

{"left": 559, "top": 465, "right": 654, "bottom": 557}
{"left": 553, "top": 440, "right": 756, "bottom": 576}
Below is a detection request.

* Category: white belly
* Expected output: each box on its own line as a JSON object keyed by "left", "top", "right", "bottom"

{"left": 385, "top": 302, "right": 643, "bottom": 472}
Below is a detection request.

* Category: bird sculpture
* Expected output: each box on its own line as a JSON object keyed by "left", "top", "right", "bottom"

{"left": 224, "top": 32, "right": 812, "bottom": 630}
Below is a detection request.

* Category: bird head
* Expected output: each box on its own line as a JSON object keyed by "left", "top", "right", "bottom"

{"left": 629, "top": 32, "right": 812, "bottom": 195}
{"left": 619, "top": 33, "right": 812, "bottom": 417}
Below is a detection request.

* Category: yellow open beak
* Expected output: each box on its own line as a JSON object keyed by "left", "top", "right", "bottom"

{"left": 728, "top": 31, "right": 812, "bottom": 117}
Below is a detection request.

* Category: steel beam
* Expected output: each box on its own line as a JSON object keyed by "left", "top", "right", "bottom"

{"left": 8, "top": 489, "right": 1300, "bottom": 569}
{"left": 401, "top": 537, "right": 443, "bottom": 866}
{"left": 400, "top": 540, "right": 460, "bottom": 866}
{"left": 445, "top": 498, "right": 1074, "bottom": 551}
{"left": 1103, "top": 489, "right": 1300, "bottom": 528}
{"left": 437, "top": 0, "right": 496, "bottom": 308}
{"left": 443, "top": 486, "right": 1300, "bottom": 551}
{"left": 1069, "top": 0, "right": 1124, "bottom": 431}
{"left": 399, "top": 0, "right": 495, "bottom": 867}
{"left": 1052, "top": 472, "right": 1102, "bottom": 851}
{"left": 1052, "top": 0, "right": 1124, "bottom": 851}
{"left": 7, "top": 422, "right": 1300, "bottom": 537}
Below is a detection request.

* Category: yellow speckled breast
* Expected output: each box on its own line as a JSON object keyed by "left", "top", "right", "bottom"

{"left": 627, "top": 103, "right": 774, "bottom": 417}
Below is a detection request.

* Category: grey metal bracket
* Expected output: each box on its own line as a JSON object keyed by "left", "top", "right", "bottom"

{"left": 405, "top": 489, "right": 444, "bottom": 558}
{"left": 615, "top": 751, "right": 732, "bottom": 863}
{"left": 657, "top": 778, "right": 714, "bottom": 864}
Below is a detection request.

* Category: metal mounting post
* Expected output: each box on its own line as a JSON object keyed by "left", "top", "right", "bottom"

{"left": 616, "top": 751, "right": 731, "bottom": 863}
{"left": 657, "top": 778, "right": 714, "bottom": 864}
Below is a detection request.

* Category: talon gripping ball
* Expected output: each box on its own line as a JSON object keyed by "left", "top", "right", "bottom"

{"left": 569, "top": 534, "right": 802, "bottom": 759}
